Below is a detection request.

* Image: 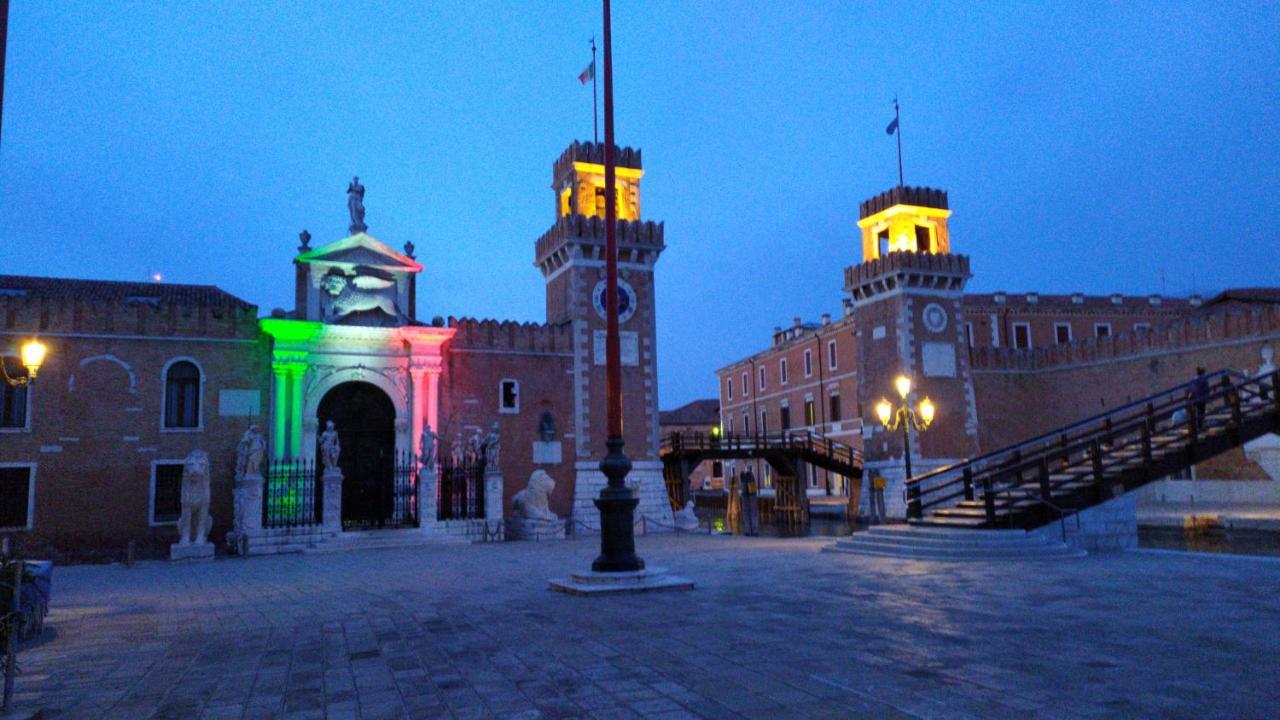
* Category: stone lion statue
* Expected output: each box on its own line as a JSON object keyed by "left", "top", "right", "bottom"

{"left": 178, "top": 449, "right": 212, "bottom": 546}
{"left": 511, "top": 470, "right": 557, "bottom": 521}
{"left": 321, "top": 272, "right": 401, "bottom": 322}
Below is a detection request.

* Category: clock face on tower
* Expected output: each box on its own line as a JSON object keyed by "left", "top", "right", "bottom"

{"left": 592, "top": 279, "right": 638, "bottom": 324}
{"left": 923, "top": 303, "right": 948, "bottom": 333}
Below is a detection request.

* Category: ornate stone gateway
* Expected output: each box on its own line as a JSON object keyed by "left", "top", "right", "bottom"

{"left": 318, "top": 382, "right": 399, "bottom": 530}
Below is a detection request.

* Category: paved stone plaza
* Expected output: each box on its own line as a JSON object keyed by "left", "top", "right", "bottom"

{"left": 16, "top": 534, "right": 1280, "bottom": 719}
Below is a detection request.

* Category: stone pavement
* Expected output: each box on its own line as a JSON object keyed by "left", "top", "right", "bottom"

{"left": 14, "top": 534, "right": 1280, "bottom": 719}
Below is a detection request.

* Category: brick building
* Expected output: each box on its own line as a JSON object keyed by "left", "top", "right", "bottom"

{"left": 657, "top": 399, "right": 721, "bottom": 490}
{"left": 0, "top": 140, "right": 675, "bottom": 559}
{"left": 717, "top": 186, "right": 1280, "bottom": 516}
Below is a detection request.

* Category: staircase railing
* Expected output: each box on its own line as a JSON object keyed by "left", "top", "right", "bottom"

{"left": 907, "top": 368, "right": 1276, "bottom": 522}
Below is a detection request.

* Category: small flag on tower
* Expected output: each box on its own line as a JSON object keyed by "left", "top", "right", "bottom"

{"left": 885, "top": 116, "right": 899, "bottom": 135}
{"left": 578, "top": 60, "right": 595, "bottom": 85}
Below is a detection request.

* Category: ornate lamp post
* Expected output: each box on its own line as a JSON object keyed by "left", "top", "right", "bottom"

{"left": 874, "top": 375, "right": 935, "bottom": 481}
{"left": 0, "top": 339, "right": 47, "bottom": 387}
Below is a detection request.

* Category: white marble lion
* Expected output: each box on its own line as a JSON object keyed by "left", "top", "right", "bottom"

{"left": 321, "top": 272, "right": 400, "bottom": 322}
{"left": 178, "top": 449, "right": 212, "bottom": 546}
{"left": 511, "top": 470, "right": 557, "bottom": 521}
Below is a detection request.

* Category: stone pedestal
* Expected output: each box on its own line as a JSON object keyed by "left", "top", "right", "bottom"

{"left": 322, "top": 469, "right": 344, "bottom": 534}
{"left": 418, "top": 466, "right": 438, "bottom": 527}
{"left": 484, "top": 469, "right": 504, "bottom": 522}
{"left": 548, "top": 566, "right": 695, "bottom": 596}
{"left": 506, "top": 516, "right": 566, "bottom": 541}
{"left": 230, "top": 473, "right": 264, "bottom": 554}
{"left": 170, "top": 542, "right": 215, "bottom": 561}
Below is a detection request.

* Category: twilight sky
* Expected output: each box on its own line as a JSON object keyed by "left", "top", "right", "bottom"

{"left": 2, "top": 2, "right": 1277, "bottom": 408}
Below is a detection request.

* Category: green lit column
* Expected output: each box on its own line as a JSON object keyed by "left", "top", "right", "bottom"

{"left": 288, "top": 363, "right": 307, "bottom": 459}
{"left": 272, "top": 361, "right": 289, "bottom": 459}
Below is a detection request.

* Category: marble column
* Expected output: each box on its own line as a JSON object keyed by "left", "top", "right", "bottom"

{"left": 271, "top": 362, "right": 289, "bottom": 459}
{"left": 288, "top": 365, "right": 306, "bottom": 459}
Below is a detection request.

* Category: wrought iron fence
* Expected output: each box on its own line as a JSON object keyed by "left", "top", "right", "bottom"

{"left": 438, "top": 452, "right": 486, "bottom": 520}
{"left": 390, "top": 451, "right": 420, "bottom": 528}
{"left": 263, "top": 457, "right": 320, "bottom": 528}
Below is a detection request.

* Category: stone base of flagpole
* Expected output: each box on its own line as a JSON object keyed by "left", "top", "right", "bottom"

{"left": 549, "top": 436, "right": 694, "bottom": 596}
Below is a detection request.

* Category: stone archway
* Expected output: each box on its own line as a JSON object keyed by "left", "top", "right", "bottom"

{"left": 318, "top": 381, "right": 396, "bottom": 530}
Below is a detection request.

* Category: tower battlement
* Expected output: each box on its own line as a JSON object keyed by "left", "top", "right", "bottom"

{"left": 553, "top": 141, "right": 643, "bottom": 180}
{"left": 844, "top": 251, "right": 971, "bottom": 305}
{"left": 534, "top": 215, "right": 665, "bottom": 276}
{"left": 446, "top": 317, "right": 573, "bottom": 354}
{"left": 859, "top": 186, "right": 949, "bottom": 219}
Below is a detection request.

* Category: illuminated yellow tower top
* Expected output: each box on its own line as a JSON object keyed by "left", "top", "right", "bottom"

{"left": 552, "top": 141, "right": 643, "bottom": 221}
{"left": 857, "top": 186, "right": 951, "bottom": 261}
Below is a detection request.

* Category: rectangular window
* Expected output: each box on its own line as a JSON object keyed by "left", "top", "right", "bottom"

{"left": 0, "top": 357, "right": 28, "bottom": 429}
{"left": 877, "top": 229, "right": 890, "bottom": 257}
{"left": 780, "top": 359, "right": 789, "bottom": 384}
{"left": 1134, "top": 323, "right": 1152, "bottom": 333}
{"left": 1012, "top": 322, "right": 1032, "bottom": 350}
{"left": 915, "top": 224, "right": 931, "bottom": 253}
{"left": 780, "top": 405, "right": 791, "bottom": 431}
{"left": 829, "top": 394, "right": 842, "bottom": 422}
{"left": 1054, "top": 323, "right": 1072, "bottom": 345}
{"left": 499, "top": 379, "right": 520, "bottom": 413}
{"left": 758, "top": 366, "right": 766, "bottom": 391}
{"left": 726, "top": 416, "right": 733, "bottom": 434}
{"left": 827, "top": 339, "right": 838, "bottom": 370}
{"left": 741, "top": 371, "right": 749, "bottom": 398}
{"left": 0, "top": 465, "right": 34, "bottom": 530}
{"left": 712, "top": 461, "right": 723, "bottom": 478}
{"left": 742, "top": 412, "right": 750, "bottom": 435}
{"left": 803, "top": 349, "right": 813, "bottom": 378}
{"left": 1095, "top": 323, "right": 1112, "bottom": 338}
{"left": 759, "top": 408, "right": 768, "bottom": 434}
{"left": 804, "top": 400, "right": 816, "bottom": 426}
{"left": 151, "top": 462, "right": 184, "bottom": 525}
{"left": 965, "top": 322, "right": 974, "bottom": 348}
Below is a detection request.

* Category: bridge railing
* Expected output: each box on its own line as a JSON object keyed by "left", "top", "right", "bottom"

{"left": 660, "top": 430, "right": 863, "bottom": 468}
{"left": 905, "top": 368, "right": 1277, "bottom": 521}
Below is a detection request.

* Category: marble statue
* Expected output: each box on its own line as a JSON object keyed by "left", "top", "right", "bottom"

{"left": 451, "top": 432, "right": 464, "bottom": 467}
{"left": 177, "top": 450, "right": 212, "bottom": 546}
{"left": 673, "top": 500, "right": 700, "bottom": 531}
{"left": 469, "top": 429, "right": 484, "bottom": 462}
{"left": 511, "top": 470, "right": 557, "bottom": 521}
{"left": 347, "top": 176, "right": 367, "bottom": 233}
{"left": 484, "top": 421, "right": 501, "bottom": 467}
{"left": 419, "top": 422, "right": 437, "bottom": 471}
{"left": 320, "top": 420, "right": 341, "bottom": 474}
{"left": 236, "top": 424, "right": 266, "bottom": 481}
{"left": 320, "top": 271, "right": 400, "bottom": 323}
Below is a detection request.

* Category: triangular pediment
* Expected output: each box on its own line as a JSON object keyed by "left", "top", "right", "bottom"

{"left": 296, "top": 233, "right": 423, "bottom": 273}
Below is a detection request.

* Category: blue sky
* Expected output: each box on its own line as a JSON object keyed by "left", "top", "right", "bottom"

{"left": 2, "top": 1, "right": 1277, "bottom": 407}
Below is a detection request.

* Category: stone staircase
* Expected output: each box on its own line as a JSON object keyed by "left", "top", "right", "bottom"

{"left": 822, "top": 525, "right": 1086, "bottom": 561}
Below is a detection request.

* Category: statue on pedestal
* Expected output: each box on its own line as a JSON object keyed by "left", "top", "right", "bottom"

{"left": 347, "top": 176, "right": 367, "bottom": 234}
{"left": 320, "top": 420, "right": 342, "bottom": 475}
{"left": 506, "top": 470, "right": 566, "bottom": 541}
{"left": 419, "top": 422, "right": 437, "bottom": 471}
{"left": 235, "top": 424, "right": 266, "bottom": 482}
{"left": 484, "top": 421, "right": 501, "bottom": 468}
{"left": 451, "top": 432, "right": 464, "bottom": 468}
{"left": 177, "top": 450, "right": 212, "bottom": 546}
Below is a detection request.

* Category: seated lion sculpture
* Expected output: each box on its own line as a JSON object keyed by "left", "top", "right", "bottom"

{"left": 511, "top": 470, "right": 558, "bottom": 521}
{"left": 178, "top": 449, "right": 213, "bottom": 546}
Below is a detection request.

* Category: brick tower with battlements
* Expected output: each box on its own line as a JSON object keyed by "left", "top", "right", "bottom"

{"left": 534, "top": 141, "right": 672, "bottom": 528}
{"left": 846, "top": 186, "right": 981, "bottom": 516}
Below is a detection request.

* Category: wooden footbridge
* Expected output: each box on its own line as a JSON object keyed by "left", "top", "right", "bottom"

{"left": 659, "top": 431, "right": 863, "bottom": 524}
{"left": 907, "top": 368, "right": 1280, "bottom": 530}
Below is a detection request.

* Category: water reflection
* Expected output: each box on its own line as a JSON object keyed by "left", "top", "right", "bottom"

{"left": 1139, "top": 526, "right": 1280, "bottom": 557}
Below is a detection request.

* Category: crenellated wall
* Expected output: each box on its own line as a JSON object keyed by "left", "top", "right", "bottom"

{"left": 447, "top": 317, "right": 573, "bottom": 354}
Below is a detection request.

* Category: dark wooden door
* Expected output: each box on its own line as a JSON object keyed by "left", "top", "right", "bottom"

{"left": 317, "top": 381, "right": 396, "bottom": 530}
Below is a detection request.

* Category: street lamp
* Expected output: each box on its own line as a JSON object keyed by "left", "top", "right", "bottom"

{"left": 875, "top": 374, "right": 935, "bottom": 480}
{"left": 1, "top": 339, "right": 47, "bottom": 387}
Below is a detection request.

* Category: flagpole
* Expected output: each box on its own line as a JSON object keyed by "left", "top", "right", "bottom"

{"left": 896, "top": 96, "right": 906, "bottom": 189}
{"left": 591, "top": 37, "right": 599, "bottom": 145}
{"left": 592, "top": 0, "right": 643, "bottom": 574}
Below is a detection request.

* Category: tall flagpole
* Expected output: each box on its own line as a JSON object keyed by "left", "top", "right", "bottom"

{"left": 591, "top": 37, "right": 599, "bottom": 145}
{"left": 592, "top": 0, "right": 643, "bottom": 573}
{"left": 894, "top": 97, "right": 903, "bottom": 189}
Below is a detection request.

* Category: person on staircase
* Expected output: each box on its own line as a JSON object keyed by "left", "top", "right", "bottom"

{"left": 1189, "top": 367, "right": 1210, "bottom": 431}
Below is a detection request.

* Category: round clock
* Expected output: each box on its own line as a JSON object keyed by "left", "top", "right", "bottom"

{"left": 922, "top": 303, "right": 948, "bottom": 333}
{"left": 592, "top": 279, "right": 637, "bottom": 324}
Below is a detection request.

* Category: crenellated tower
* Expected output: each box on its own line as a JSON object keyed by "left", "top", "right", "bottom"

{"left": 535, "top": 141, "right": 671, "bottom": 527}
{"left": 846, "top": 186, "right": 980, "bottom": 517}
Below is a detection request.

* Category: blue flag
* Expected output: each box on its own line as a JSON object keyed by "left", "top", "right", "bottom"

{"left": 886, "top": 117, "right": 899, "bottom": 135}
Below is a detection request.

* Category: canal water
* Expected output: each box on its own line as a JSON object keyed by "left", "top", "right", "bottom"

{"left": 1138, "top": 526, "right": 1280, "bottom": 558}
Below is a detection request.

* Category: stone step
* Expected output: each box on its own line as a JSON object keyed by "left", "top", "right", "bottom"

{"left": 833, "top": 537, "right": 1079, "bottom": 558}
{"left": 824, "top": 526, "right": 1085, "bottom": 561}
{"left": 854, "top": 533, "right": 1056, "bottom": 551}
{"left": 868, "top": 525, "right": 1027, "bottom": 540}
{"left": 822, "top": 542, "right": 1085, "bottom": 561}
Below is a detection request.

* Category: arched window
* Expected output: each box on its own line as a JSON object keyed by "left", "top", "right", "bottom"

{"left": 0, "top": 356, "right": 28, "bottom": 429}
{"left": 164, "top": 361, "right": 201, "bottom": 429}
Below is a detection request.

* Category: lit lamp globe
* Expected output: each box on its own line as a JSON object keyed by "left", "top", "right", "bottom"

{"left": 875, "top": 399, "right": 893, "bottom": 426}
{"left": 21, "top": 339, "right": 47, "bottom": 379}
{"left": 918, "top": 397, "right": 936, "bottom": 428}
{"left": 895, "top": 375, "right": 912, "bottom": 400}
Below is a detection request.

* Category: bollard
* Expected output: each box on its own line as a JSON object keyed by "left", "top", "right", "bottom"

{"left": 125, "top": 540, "right": 136, "bottom": 568}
